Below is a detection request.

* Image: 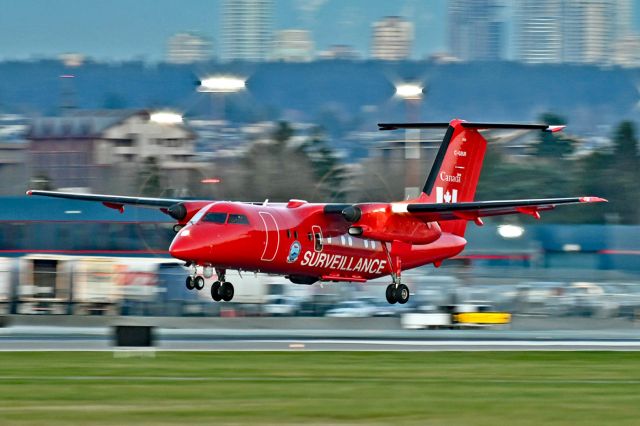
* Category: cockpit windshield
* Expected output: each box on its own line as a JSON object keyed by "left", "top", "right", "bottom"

{"left": 189, "top": 204, "right": 250, "bottom": 226}
{"left": 203, "top": 212, "right": 227, "bottom": 223}
{"left": 189, "top": 203, "right": 215, "bottom": 225}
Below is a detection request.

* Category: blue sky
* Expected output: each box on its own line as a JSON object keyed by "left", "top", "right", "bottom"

{"left": 0, "top": 0, "right": 636, "bottom": 61}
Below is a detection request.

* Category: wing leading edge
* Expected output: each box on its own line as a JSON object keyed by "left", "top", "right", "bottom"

{"left": 27, "top": 190, "right": 183, "bottom": 212}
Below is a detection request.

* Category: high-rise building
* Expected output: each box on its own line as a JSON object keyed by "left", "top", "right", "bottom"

{"left": 517, "top": 0, "right": 619, "bottom": 65}
{"left": 562, "top": 0, "right": 615, "bottom": 64}
{"left": 271, "top": 30, "right": 314, "bottom": 62}
{"left": 448, "top": 0, "right": 504, "bottom": 61}
{"left": 370, "top": 16, "right": 413, "bottom": 61}
{"left": 517, "top": 0, "right": 563, "bottom": 64}
{"left": 166, "top": 32, "right": 212, "bottom": 64}
{"left": 222, "top": 0, "right": 273, "bottom": 62}
{"left": 616, "top": 0, "right": 633, "bottom": 37}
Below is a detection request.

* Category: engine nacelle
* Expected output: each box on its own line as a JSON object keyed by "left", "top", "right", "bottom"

{"left": 343, "top": 204, "right": 441, "bottom": 245}
{"left": 166, "top": 201, "right": 214, "bottom": 225}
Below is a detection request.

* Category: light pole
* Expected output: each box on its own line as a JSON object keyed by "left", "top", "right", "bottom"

{"left": 395, "top": 82, "right": 424, "bottom": 199}
{"left": 197, "top": 75, "right": 246, "bottom": 121}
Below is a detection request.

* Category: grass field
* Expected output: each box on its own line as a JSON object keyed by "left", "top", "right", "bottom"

{"left": 0, "top": 351, "right": 639, "bottom": 425}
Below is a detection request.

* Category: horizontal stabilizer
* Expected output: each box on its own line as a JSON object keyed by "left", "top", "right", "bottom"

{"left": 379, "top": 122, "right": 565, "bottom": 132}
{"left": 403, "top": 197, "right": 606, "bottom": 221}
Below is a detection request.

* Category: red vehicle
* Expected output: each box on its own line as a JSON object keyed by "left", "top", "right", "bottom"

{"left": 28, "top": 119, "right": 605, "bottom": 304}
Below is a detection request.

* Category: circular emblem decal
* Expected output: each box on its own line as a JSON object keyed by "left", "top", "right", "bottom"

{"left": 287, "top": 241, "right": 301, "bottom": 263}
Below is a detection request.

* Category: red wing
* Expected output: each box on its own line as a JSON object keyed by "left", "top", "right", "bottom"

{"left": 404, "top": 197, "right": 606, "bottom": 221}
{"left": 27, "top": 190, "right": 183, "bottom": 209}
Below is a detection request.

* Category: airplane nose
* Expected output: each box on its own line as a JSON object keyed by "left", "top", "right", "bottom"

{"left": 169, "top": 230, "right": 202, "bottom": 261}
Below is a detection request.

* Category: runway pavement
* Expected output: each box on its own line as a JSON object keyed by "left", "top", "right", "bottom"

{"left": 2, "top": 326, "right": 640, "bottom": 351}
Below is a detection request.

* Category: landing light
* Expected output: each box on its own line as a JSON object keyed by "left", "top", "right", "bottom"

{"left": 497, "top": 224, "right": 525, "bottom": 239}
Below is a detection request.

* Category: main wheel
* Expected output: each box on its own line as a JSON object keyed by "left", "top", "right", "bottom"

{"left": 220, "top": 282, "right": 235, "bottom": 302}
{"left": 194, "top": 276, "right": 205, "bottom": 290}
{"left": 210, "top": 281, "right": 222, "bottom": 301}
{"left": 385, "top": 284, "right": 397, "bottom": 304}
{"left": 186, "top": 276, "right": 195, "bottom": 290}
{"left": 396, "top": 284, "right": 410, "bottom": 304}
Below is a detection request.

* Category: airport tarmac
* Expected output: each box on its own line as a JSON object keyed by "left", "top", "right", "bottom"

{"left": 2, "top": 326, "right": 640, "bottom": 351}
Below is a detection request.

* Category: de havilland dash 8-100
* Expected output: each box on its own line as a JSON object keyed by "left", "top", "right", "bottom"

{"left": 27, "top": 119, "right": 606, "bottom": 305}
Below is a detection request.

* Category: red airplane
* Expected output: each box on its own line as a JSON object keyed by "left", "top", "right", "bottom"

{"left": 28, "top": 119, "right": 605, "bottom": 304}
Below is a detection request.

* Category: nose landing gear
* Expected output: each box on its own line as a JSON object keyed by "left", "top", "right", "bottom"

{"left": 185, "top": 266, "right": 235, "bottom": 302}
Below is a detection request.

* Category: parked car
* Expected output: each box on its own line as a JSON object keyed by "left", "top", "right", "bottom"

{"left": 263, "top": 295, "right": 301, "bottom": 316}
{"left": 325, "top": 300, "right": 376, "bottom": 318}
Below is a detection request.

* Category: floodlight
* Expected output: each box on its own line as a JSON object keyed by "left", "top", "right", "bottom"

{"left": 198, "top": 76, "right": 246, "bottom": 93}
{"left": 395, "top": 83, "right": 423, "bottom": 100}
{"left": 497, "top": 224, "right": 525, "bottom": 239}
{"left": 150, "top": 111, "right": 183, "bottom": 124}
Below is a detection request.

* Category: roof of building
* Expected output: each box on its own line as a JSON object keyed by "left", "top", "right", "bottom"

{"left": 27, "top": 110, "right": 196, "bottom": 140}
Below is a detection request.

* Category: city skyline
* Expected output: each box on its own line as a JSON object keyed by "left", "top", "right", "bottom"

{"left": 0, "top": 0, "right": 639, "bottom": 62}
{"left": 0, "top": 0, "right": 446, "bottom": 61}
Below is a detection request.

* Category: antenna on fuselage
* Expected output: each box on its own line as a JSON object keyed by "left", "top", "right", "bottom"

{"left": 262, "top": 199, "right": 269, "bottom": 206}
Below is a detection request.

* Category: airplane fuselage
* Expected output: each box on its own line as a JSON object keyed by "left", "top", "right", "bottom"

{"left": 169, "top": 201, "right": 467, "bottom": 283}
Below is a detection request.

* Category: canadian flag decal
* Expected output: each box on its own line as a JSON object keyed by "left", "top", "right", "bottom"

{"left": 436, "top": 187, "right": 458, "bottom": 204}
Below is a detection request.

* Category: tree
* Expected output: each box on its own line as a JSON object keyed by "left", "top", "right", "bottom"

{"left": 607, "top": 121, "right": 640, "bottom": 223}
{"left": 137, "top": 157, "right": 162, "bottom": 197}
{"left": 533, "top": 113, "right": 575, "bottom": 158}
{"left": 241, "top": 122, "right": 317, "bottom": 201}
{"left": 298, "top": 126, "right": 348, "bottom": 201}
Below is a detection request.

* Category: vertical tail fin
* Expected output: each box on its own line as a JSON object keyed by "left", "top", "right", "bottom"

{"left": 378, "top": 120, "right": 563, "bottom": 237}
{"left": 419, "top": 119, "right": 487, "bottom": 236}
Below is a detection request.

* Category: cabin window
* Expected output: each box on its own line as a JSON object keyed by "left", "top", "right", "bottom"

{"left": 286, "top": 230, "right": 291, "bottom": 238}
{"left": 294, "top": 231, "right": 298, "bottom": 239}
{"left": 228, "top": 214, "right": 249, "bottom": 225}
{"left": 203, "top": 212, "right": 227, "bottom": 224}
{"left": 314, "top": 233, "right": 323, "bottom": 252}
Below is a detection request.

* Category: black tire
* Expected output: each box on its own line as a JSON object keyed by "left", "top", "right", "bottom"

{"left": 220, "top": 282, "right": 235, "bottom": 302}
{"left": 194, "top": 276, "right": 205, "bottom": 290}
{"left": 396, "top": 284, "right": 410, "bottom": 304}
{"left": 211, "top": 281, "right": 222, "bottom": 301}
{"left": 186, "top": 276, "right": 195, "bottom": 290}
{"left": 385, "top": 284, "right": 397, "bottom": 304}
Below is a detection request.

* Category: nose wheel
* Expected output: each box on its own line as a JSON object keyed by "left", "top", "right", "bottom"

{"left": 185, "top": 275, "right": 205, "bottom": 290}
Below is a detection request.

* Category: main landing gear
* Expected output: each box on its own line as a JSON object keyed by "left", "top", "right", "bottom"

{"left": 185, "top": 266, "right": 235, "bottom": 302}
{"left": 385, "top": 283, "right": 410, "bottom": 305}
{"left": 382, "top": 242, "right": 410, "bottom": 305}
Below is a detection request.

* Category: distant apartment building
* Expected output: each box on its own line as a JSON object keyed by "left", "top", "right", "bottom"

{"left": 613, "top": 35, "right": 640, "bottom": 67}
{"left": 448, "top": 0, "right": 504, "bottom": 61}
{"left": 0, "top": 114, "right": 29, "bottom": 194}
{"left": 318, "top": 45, "right": 361, "bottom": 60}
{"left": 518, "top": 0, "right": 623, "bottom": 65}
{"left": 517, "top": 0, "right": 563, "bottom": 64}
{"left": 271, "top": 29, "right": 314, "bottom": 62}
{"left": 562, "top": 0, "right": 616, "bottom": 64}
{"left": 370, "top": 16, "right": 413, "bottom": 61}
{"left": 27, "top": 110, "right": 200, "bottom": 193}
{"left": 222, "top": 0, "right": 273, "bottom": 62}
{"left": 166, "top": 32, "right": 212, "bottom": 64}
